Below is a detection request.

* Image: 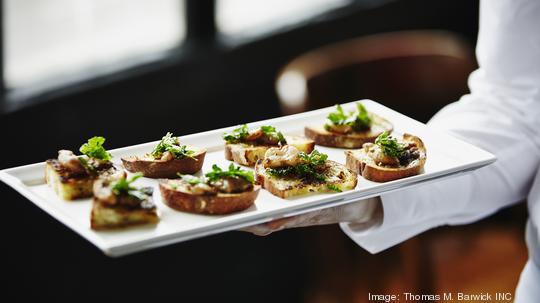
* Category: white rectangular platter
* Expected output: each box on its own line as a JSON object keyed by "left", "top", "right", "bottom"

{"left": 0, "top": 100, "right": 496, "bottom": 257}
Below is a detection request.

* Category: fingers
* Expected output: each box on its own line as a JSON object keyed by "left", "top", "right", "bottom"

{"left": 239, "top": 225, "right": 274, "bottom": 236}
{"left": 265, "top": 217, "right": 293, "bottom": 230}
{"left": 240, "top": 216, "right": 296, "bottom": 236}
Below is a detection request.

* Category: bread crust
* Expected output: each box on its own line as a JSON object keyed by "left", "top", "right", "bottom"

{"left": 122, "top": 149, "right": 205, "bottom": 178}
{"left": 305, "top": 114, "right": 393, "bottom": 148}
{"left": 90, "top": 200, "right": 159, "bottom": 230}
{"left": 254, "top": 160, "right": 357, "bottom": 199}
{"left": 345, "top": 133, "right": 426, "bottom": 182}
{"left": 159, "top": 182, "right": 260, "bottom": 215}
{"left": 224, "top": 136, "right": 315, "bottom": 166}
{"left": 45, "top": 160, "right": 125, "bottom": 200}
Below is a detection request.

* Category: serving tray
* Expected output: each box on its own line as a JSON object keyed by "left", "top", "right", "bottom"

{"left": 0, "top": 100, "right": 495, "bottom": 257}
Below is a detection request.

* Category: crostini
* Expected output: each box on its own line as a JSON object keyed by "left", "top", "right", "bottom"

{"left": 345, "top": 132, "right": 426, "bottom": 182}
{"left": 254, "top": 146, "right": 357, "bottom": 198}
{"left": 122, "top": 132, "right": 205, "bottom": 178}
{"left": 223, "top": 124, "right": 314, "bottom": 166}
{"left": 45, "top": 136, "right": 124, "bottom": 200}
{"left": 91, "top": 173, "right": 159, "bottom": 230}
{"left": 160, "top": 164, "right": 260, "bottom": 214}
{"left": 305, "top": 102, "right": 393, "bottom": 148}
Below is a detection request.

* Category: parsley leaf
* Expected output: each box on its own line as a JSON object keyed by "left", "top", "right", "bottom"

{"left": 326, "top": 104, "right": 349, "bottom": 125}
{"left": 223, "top": 124, "right": 249, "bottom": 143}
{"left": 79, "top": 136, "right": 112, "bottom": 161}
{"left": 111, "top": 173, "right": 148, "bottom": 200}
{"left": 151, "top": 132, "right": 196, "bottom": 160}
{"left": 205, "top": 164, "right": 254, "bottom": 183}
{"left": 325, "top": 103, "right": 372, "bottom": 131}
{"left": 260, "top": 125, "right": 287, "bottom": 145}
{"left": 375, "top": 131, "right": 406, "bottom": 158}
{"left": 299, "top": 149, "right": 328, "bottom": 166}
{"left": 353, "top": 103, "right": 372, "bottom": 131}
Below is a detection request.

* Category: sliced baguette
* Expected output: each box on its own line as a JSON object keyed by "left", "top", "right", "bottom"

{"left": 305, "top": 114, "right": 393, "bottom": 148}
{"left": 122, "top": 147, "right": 205, "bottom": 178}
{"left": 225, "top": 135, "right": 314, "bottom": 167}
{"left": 45, "top": 160, "right": 124, "bottom": 200}
{"left": 345, "top": 133, "right": 426, "bottom": 182}
{"left": 159, "top": 181, "right": 260, "bottom": 214}
{"left": 45, "top": 160, "right": 94, "bottom": 200}
{"left": 254, "top": 160, "right": 357, "bottom": 199}
{"left": 91, "top": 200, "right": 159, "bottom": 230}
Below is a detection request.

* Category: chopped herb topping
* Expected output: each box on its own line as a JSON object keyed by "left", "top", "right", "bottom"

{"left": 299, "top": 149, "right": 328, "bottom": 166}
{"left": 223, "top": 124, "right": 249, "bottom": 143}
{"left": 375, "top": 131, "right": 406, "bottom": 158}
{"left": 77, "top": 156, "right": 96, "bottom": 174}
{"left": 111, "top": 173, "right": 149, "bottom": 200}
{"left": 260, "top": 125, "right": 287, "bottom": 145}
{"left": 354, "top": 103, "right": 372, "bottom": 130}
{"left": 268, "top": 150, "right": 328, "bottom": 182}
{"left": 79, "top": 136, "right": 112, "bottom": 161}
{"left": 325, "top": 103, "right": 372, "bottom": 131}
{"left": 151, "top": 132, "right": 196, "bottom": 160}
{"left": 327, "top": 184, "right": 342, "bottom": 192}
{"left": 205, "top": 164, "right": 254, "bottom": 183}
{"left": 223, "top": 124, "right": 287, "bottom": 145}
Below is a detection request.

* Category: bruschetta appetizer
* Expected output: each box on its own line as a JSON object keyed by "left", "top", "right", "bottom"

{"left": 91, "top": 173, "right": 159, "bottom": 230}
{"left": 45, "top": 136, "right": 124, "bottom": 200}
{"left": 254, "top": 146, "right": 357, "bottom": 198}
{"left": 160, "top": 164, "right": 260, "bottom": 215}
{"left": 305, "top": 102, "right": 393, "bottom": 148}
{"left": 223, "top": 124, "right": 314, "bottom": 166}
{"left": 122, "top": 132, "right": 205, "bottom": 178}
{"left": 345, "top": 132, "right": 426, "bottom": 182}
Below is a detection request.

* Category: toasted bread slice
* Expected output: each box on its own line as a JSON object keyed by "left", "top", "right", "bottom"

{"left": 225, "top": 135, "right": 314, "bottom": 167}
{"left": 45, "top": 160, "right": 94, "bottom": 200}
{"left": 91, "top": 200, "right": 159, "bottom": 230}
{"left": 254, "top": 160, "right": 357, "bottom": 199}
{"left": 45, "top": 160, "right": 124, "bottom": 200}
{"left": 305, "top": 114, "right": 393, "bottom": 148}
{"left": 122, "top": 147, "right": 205, "bottom": 178}
{"left": 345, "top": 133, "right": 426, "bottom": 182}
{"left": 159, "top": 180, "right": 260, "bottom": 214}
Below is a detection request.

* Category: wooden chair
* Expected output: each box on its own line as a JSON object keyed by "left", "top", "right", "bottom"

{"left": 275, "top": 30, "right": 477, "bottom": 302}
{"left": 275, "top": 30, "right": 476, "bottom": 122}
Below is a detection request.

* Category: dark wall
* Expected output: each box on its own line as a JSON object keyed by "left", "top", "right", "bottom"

{"left": 2, "top": 0, "right": 478, "bottom": 301}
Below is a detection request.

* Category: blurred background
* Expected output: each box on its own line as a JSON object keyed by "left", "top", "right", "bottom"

{"left": 1, "top": 0, "right": 528, "bottom": 301}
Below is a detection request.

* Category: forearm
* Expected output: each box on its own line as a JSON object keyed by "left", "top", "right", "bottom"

{"left": 341, "top": 93, "right": 540, "bottom": 253}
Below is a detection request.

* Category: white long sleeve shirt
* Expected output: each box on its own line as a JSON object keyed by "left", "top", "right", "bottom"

{"left": 340, "top": 0, "right": 540, "bottom": 300}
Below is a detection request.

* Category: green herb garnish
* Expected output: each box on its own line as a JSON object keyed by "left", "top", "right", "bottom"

{"left": 354, "top": 103, "right": 372, "bottom": 131}
{"left": 260, "top": 125, "right": 287, "bottom": 144}
{"left": 77, "top": 156, "right": 96, "bottom": 174}
{"left": 267, "top": 150, "right": 328, "bottom": 182}
{"left": 151, "top": 132, "right": 196, "bottom": 160}
{"left": 327, "top": 184, "right": 342, "bottom": 192}
{"left": 79, "top": 136, "right": 112, "bottom": 161}
{"left": 205, "top": 164, "right": 255, "bottom": 183}
{"left": 111, "top": 173, "right": 148, "bottom": 200}
{"left": 375, "top": 131, "right": 405, "bottom": 158}
{"left": 326, "top": 104, "right": 350, "bottom": 125}
{"left": 299, "top": 149, "right": 328, "bottom": 166}
{"left": 325, "top": 103, "right": 372, "bottom": 131}
{"left": 223, "top": 124, "right": 249, "bottom": 143}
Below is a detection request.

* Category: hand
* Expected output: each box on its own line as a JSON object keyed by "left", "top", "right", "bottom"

{"left": 242, "top": 197, "right": 382, "bottom": 236}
